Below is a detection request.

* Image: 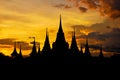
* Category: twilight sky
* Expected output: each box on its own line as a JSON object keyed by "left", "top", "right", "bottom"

{"left": 0, "top": 0, "right": 120, "bottom": 57}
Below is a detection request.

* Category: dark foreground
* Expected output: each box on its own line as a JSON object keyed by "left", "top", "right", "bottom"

{"left": 0, "top": 53, "right": 120, "bottom": 65}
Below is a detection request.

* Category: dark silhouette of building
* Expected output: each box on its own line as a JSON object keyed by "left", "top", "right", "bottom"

{"left": 18, "top": 43, "right": 23, "bottom": 59}
{"left": 11, "top": 42, "right": 18, "bottom": 58}
{"left": 70, "top": 28, "right": 79, "bottom": 56}
{"left": 99, "top": 45, "right": 104, "bottom": 58}
{"left": 30, "top": 37, "right": 37, "bottom": 58}
{"left": 42, "top": 28, "right": 51, "bottom": 57}
{"left": 84, "top": 38, "right": 91, "bottom": 57}
{"left": 80, "top": 44, "right": 83, "bottom": 54}
{"left": 52, "top": 15, "right": 69, "bottom": 57}
{"left": 1, "top": 15, "right": 120, "bottom": 64}
{"left": 38, "top": 43, "right": 41, "bottom": 57}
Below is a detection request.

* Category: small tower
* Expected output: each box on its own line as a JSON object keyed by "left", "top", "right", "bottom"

{"left": 80, "top": 44, "right": 83, "bottom": 54}
{"left": 30, "top": 37, "right": 37, "bottom": 58}
{"left": 42, "top": 28, "right": 51, "bottom": 57}
{"left": 38, "top": 43, "right": 41, "bottom": 56}
{"left": 84, "top": 38, "right": 91, "bottom": 57}
{"left": 11, "top": 42, "right": 18, "bottom": 58}
{"left": 18, "top": 43, "right": 23, "bottom": 58}
{"left": 99, "top": 45, "right": 104, "bottom": 58}
{"left": 70, "top": 27, "right": 79, "bottom": 56}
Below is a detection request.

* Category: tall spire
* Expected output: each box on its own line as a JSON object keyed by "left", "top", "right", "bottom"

{"left": 11, "top": 42, "right": 18, "bottom": 58}
{"left": 52, "top": 15, "right": 69, "bottom": 57}
{"left": 46, "top": 28, "right": 49, "bottom": 41}
{"left": 45, "top": 28, "right": 50, "bottom": 47}
{"left": 56, "top": 15, "right": 66, "bottom": 42}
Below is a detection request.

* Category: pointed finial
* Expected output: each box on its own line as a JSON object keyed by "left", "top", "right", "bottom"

{"left": 29, "top": 37, "right": 35, "bottom": 43}
{"left": 100, "top": 45, "right": 103, "bottom": 53}
{"left": 72, "top": 27, "right": 76, "bottom": 39}
{"left": 58, "top": 14, "right": 64, "bottom": 34}
{"left": 99, "top": 44, "right": 104, "bottom": 58}
{"left": 86, "top": 36, "right": 88, "bottom": 45}
{"left": 60, "top": 14, "right": 61, "bottom": 20}
{"left": 60, "top": 14, "right": 62, "bottom": 27}
{"left": 14, "top": 41, "right": 16, "bottom": 49}
{"left": 80, "top": 43, "right": 83, "bottom": 53}
{"left": 46, "top": 27, "right": 48, "bottom": 36}
{"left": 74, "top": 27, "right": 75, "bottom": 36}
{"left": 19, "top": 43, "right": 22, "bottom": 54}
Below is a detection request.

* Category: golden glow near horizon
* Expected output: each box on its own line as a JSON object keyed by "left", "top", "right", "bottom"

{"left": 0, "top": 0, "right": 114, "bottom": 57}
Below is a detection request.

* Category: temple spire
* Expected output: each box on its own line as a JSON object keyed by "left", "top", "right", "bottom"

{"left": 42, "top": 28, "right": 51, "bottom": 56}
{"left": 80, "top": 44, "right": 83, "bottom": 54}
{"left": 30, "top": 37, "right": 37, "bottom": 57}
{"left": 46, "top": 28, "right": 49, "bottom": 40}
{"left": 58, "top": 15, "right": 64, "bottom": 34}
{"left": 84, "top": 37, "right": 91, "bottom": 57}
{"left": 70, "top": 27, "right": 79, "bottom": 55}
{"left": 38, "top": 43, "right": 41, "bottom": 56}
{"left": 52, "top": 15, "right": 69, "bottom": 57}
{"left": 99, "top": 45, "right": 104, "bottom": 58}
{"left": 70, "top": 27, "right": 78, "bottom": 48}
{"left": 11, "top": 42, "right": 18, "bottom": 58}
{"left": 19, "top": 43, "right": 22, "bottom": 58}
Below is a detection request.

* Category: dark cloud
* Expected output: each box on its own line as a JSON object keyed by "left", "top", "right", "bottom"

{"left": 106, "top": 26, "right": 111, "bottom": 29}
{"left": 0, "top": 38, "right": 15, "bottom": 45}
{"left": 18, "top": 41, "right": 32, "bottom": 50}
{"left": 70, "top": 19, "right": 119, "bottom": 34}
{"left": 104, "top": 47, "right": 120, "bottom": 53}
{"left": 82, "top": 44, "right": 100, "bottom": 50}
{"left": 0, "top": 38, "right": 32, "bottom": 50}
{"left": 69, "top": 21, "right": 120, "bottom": 54}
{"left": 88, "top": 32, "right": 108, "bottom": 41}
{"left": 80, "top": 28, "right": 120, "bottom": 53}
{"left": 79, "top": 7, "right": 88, "bottom": 12}
{"left": 54, "top": 4, "right": 72, "bottom": 9}
{"left": 66, "top": 0, "right": 120, "bottom": 19}
{"left": 0, "top": 46, "right": 11, "bottom": 48}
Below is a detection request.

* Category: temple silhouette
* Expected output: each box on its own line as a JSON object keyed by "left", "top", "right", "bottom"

{"left": 52, "top": 15, "right": 69, "bottom": 58}
{"left": 0, "top": 15, "right": 120, "bottom": 64}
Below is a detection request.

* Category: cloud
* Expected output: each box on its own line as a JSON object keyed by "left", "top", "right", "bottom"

{"left": 0, "top": 46, "right": 11, "bottom": 48}
{"left": 69, "top": 20, "right": 120, "bottom": 54}
{"left": 66, "top": 0, "right": 120, "bottom": 19}
{"left": 79, "top": 7, "right": 88, "bottom": 12}
{"left": 0, "top": 38, "right": 15, "bottom": 45}
{"left": 19, "top": 41, "right": 32, "bottom": 50}
{"left": 54, "top": 4, "right": 72, "bottom": 9}
{"left": 0, "top": 38, "right": 32, "bottom": 50}
{"left": 81, "top": 28, "right": 120, "bottom": 53}
{"left": 88, "top": 32, "right": 108, "bottom": 41}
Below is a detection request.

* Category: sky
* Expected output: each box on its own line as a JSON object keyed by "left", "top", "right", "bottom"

{"left": 0, "top": 0, "right": 120, "bottom": 57}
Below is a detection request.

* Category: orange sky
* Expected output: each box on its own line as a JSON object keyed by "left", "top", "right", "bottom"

{"left": 0, "top": 0, "right": 120, "bottom": 57}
